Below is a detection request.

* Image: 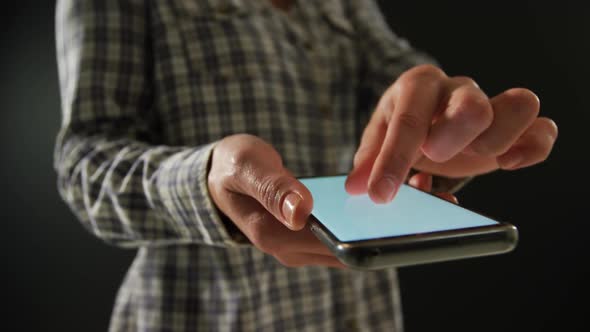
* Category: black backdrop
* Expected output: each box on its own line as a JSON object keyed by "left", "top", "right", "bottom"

{"left": 2, "top": 1, "right": 588, "bottom": 331}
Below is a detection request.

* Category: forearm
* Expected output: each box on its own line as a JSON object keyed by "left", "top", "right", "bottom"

{"left": 55, "top": 131, "right": 237, "bottom": 247}
{"left": 55, "top": 0, "right": 243, "bottom": 247}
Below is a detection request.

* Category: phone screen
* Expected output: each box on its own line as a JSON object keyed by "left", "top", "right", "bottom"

{"left": 300, "top": 175, "right": 498, "bottom": 242}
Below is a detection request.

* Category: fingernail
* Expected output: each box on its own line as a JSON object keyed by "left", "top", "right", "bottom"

{"left": 372, "top": 176, "right": 397, "bottom": 203}
{"left": 500, "top": 152, "right": 523, "bottom": 170}
{"left": 282, "top": 192, "right": 302, "bottom": 227}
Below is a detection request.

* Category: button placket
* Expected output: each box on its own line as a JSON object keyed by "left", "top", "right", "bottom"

{"left": 270, "top": 2, "right": 338, "bottom": 173}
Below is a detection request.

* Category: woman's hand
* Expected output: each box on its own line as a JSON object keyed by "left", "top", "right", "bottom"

{"left": 208, "top": 134, "right": 345, "bottom": 268}
{"left": 208, "top": 134, "right": 457, "bottom": 268}
{"left": 346, "top": 64, "right": 558, "bottom": 203}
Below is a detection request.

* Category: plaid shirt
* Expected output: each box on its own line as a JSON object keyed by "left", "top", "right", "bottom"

{"left": 55, "top": 0, "right": 463, "bottom": 331}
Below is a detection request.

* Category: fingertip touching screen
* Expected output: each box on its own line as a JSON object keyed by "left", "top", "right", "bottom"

{"left": 299, "top": 175, "right": 497, "bottom": 242}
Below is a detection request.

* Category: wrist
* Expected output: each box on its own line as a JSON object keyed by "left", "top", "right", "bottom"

{"left": 206, "top": 141, "right": 250, "bottom": 244}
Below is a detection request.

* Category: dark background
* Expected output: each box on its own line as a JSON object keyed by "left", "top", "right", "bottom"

{"left": 2, "top": 1, "right": 588, "bottom": 331}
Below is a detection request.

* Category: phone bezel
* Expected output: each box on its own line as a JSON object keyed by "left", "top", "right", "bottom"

{"left": 300, "top": 177, "right": 519, "bottom": 270}
{"left": 309, "top": 214, "right": 518, "bottom": 270}
{"left": 309, "top": 215, "right": 518, "bottom": 270}
{"left": 300, "top": 175, "right": 519, "bottom": 269}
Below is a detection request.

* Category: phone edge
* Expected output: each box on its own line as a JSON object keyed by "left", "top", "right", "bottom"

{"left": 309, "top": 215, "right": 519, "bottom": 270}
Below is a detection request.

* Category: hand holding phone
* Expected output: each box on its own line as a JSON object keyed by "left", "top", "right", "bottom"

{"left": 300, "top": 175, "right": 518, "bottom": 270}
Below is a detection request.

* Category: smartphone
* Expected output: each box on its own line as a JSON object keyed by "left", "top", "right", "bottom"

{"left": 299, "top": 175, "right": 518, "bottom": 270}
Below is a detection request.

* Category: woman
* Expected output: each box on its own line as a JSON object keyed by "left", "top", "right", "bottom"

{"left": 54, "top": 0, "right": 557, "bottom": 330}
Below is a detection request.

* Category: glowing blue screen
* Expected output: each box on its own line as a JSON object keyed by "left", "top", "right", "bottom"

{"left": 300, "top": 176, "right": 497, "bottom": 242}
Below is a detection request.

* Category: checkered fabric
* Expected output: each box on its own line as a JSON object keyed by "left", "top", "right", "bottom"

{"left": 54, "top": 0, "right": 463, "bottom": 331}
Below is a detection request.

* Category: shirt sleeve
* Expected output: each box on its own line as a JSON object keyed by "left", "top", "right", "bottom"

{"left": 349, "top": 0, "right": 471, "bottom": 193}
{"left": 54, "top": 0, "right": 239, "bottom": 248}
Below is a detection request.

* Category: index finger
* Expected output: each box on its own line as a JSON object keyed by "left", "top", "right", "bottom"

{"left": 368, "top": 72, "right": 443, "bottom": 203}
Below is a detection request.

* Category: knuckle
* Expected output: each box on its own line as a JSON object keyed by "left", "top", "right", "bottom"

{"left": 452, "top": 75, "right": 479, "bottom": 88}
{"left": 394, "top": 151, "right": 412, "bottom": 168}
{"left": 220, "top": 163, "right": 240, "bottom": 184}
{"left": 387, "top": 151, "right": 412, "bottom": 174}
{"left": 228, "top": 145, "right": 253, "bottom": 168}
{"left": 469, "top": 140, "right": 499, "bottom": 156}
{"left": 395, "top": 65, "right": 445, "bottom": 98}
{"left": 207, "top": 159, "right": 238, "bottom": 193}
{"left": 397, "top": 111, "right": 428, "bottom": 131}
{"left": 398, "top": 74, "right": 439, "bottom": 94}
{"left": 256, "top": 174, "right": 290, "bottom": 214}
{"left": 407, "top": 64, "right": 446, "bottom": 81}
{"left": 227, "top": 134, "right": 281, "bottom": 168}
{"left": 214, "top": 163, "right": 241, "bottom": 193}
{"left": 455, "top": 94, "right": 493, "bottom": 126}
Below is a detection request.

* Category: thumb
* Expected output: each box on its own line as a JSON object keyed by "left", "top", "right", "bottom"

{"left": 255, "top": 174, "right": 313, "bottom": 231}
{"left": 230, "top": 139, "right": 313, "bottom": 231}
